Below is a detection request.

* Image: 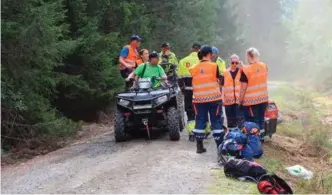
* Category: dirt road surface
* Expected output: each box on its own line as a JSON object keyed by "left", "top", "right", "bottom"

{"left": 1, "top": 82, "right": 280, "bottom": 194}
{"left": 1, "top": 130, "right": 221, "bottom": 194}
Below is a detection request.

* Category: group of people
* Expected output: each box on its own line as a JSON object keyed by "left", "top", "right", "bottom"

{"left": 118, "top": 34, "right": 269, "bottom": 161}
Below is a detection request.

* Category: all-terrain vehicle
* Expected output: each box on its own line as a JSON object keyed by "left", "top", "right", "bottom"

{"left": 114, "top": 67, "right": 183, "bottom": 142}
{"left": 159, "top": 61, "right": 185, "bottom": 131}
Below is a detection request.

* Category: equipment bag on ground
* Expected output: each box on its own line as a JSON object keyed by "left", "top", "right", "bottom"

{"left": 257, "top": 174, "right": 293, "bottom": 194}
{"left": 224, "top": 158, "right": 267, "bottom": 182}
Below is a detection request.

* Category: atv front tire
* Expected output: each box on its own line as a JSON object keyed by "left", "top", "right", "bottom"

{"left": 167, "top": 107, "right": 180, "bottom": 141}
{"left": 114, "top": 109, "right": 127, "bottom": 142}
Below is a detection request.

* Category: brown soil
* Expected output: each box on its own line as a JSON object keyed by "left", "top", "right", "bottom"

{"left": 258, "top": 134, "right": 331, "bottom": 192}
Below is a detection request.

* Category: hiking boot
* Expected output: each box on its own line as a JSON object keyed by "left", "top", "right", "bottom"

{"left": 196, "top": 140, "right": 207, "bottom": 154}
{"left": 189, "top": 134, "right": 195, "bottom": 142}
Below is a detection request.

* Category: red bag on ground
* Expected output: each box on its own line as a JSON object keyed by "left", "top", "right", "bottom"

{"left": 257, "top": 174, "right": 293, "bottom": 194}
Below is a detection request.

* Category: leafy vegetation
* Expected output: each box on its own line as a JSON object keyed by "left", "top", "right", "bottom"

{"left": 1, "top": 0, "right": 331, "bottom": 155}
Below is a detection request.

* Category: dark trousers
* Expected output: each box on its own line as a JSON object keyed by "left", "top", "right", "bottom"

{"left": 242, "top": 102, "right": 268, "bottom": 138}
{"left": 184, "top": 90, "right": 195, "bottom": 121}
{"left": 120, "top": 69, "right": 133, "bottom": 90}
{"left": 225, "top": 104, "right": 244, "bottom": 128}
{"left": 193, "top": 100, "right": 224, "bottom": 146}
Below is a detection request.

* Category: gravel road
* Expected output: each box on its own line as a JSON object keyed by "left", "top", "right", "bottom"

{"left": 1, "top": 82, "right": 280, "bottom": 194}
{"left": 1, "top": 130, "right": 220, "bottom": 194}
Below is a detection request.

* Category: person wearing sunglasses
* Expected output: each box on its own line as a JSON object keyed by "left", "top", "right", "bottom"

{"left": 222, "top": 54, "right": 244, "bottom": 130}
{"left": 239, "top": 47, "right": 269, "bottom": 142}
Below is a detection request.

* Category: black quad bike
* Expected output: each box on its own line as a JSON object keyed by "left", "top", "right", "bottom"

{"left": 159, "top": 62, "right": 185, "bottom": 131}
{"left": 114, "top": 73, "right": 183, "bottom": 142}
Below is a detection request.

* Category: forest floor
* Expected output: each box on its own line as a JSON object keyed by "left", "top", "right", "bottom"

{"left": 1, "top": 82, "right": 332, "bottom": 193}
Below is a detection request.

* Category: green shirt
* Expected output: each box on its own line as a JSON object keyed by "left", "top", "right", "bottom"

{"left": 134, "top": 63, "right": 166, "bottom": 87}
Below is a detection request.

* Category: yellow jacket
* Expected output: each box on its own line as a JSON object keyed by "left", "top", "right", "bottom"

{"left": 177, "top": 52, "right": 200, "bottom": 78}
{"left": 214, "top": 57, "right": 226, "bottom": 75}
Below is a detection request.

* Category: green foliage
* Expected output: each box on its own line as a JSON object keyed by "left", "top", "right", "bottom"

{"left": 2, "top": 0, "right": 241, "bottom": 149}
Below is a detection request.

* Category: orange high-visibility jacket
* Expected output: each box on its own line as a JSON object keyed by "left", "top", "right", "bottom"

{"left": 242, "top": 62, "right": 268, "bottom": 106}
{"left": 189, "top": 61, "right": 222, "bottom": 103}
{"left": 223, "top": 68, "right": 241, "bottom": 106}
{"left": 119, "top": 45, "right": 138, "bottom": 70}
{"left": 136, "top": 59, "right": 144, "bottom": 67}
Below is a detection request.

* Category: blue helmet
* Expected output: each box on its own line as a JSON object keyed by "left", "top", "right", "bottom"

{"left": 212, "top": 46, "right": 219, "bottom": 54}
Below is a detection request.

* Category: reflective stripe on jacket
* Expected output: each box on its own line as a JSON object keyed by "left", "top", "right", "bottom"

{"left": 242, "top": 62, "right": 268, "bottom": 106}
{"left": 223, "top": 68, "right": 241, "bottom": 105}
{"left": 189, "top": 61, "right": 222, "bottom": 103}
{"left": 119, "top": 45, "right": 138, "bottom": 70}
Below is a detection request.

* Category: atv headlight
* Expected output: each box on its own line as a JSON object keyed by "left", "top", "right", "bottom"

{"left": 155, "top": 95, "right": 167, "bottom": 104}
{"left": 119, "top": 99, "right": 130, "bottom": 107}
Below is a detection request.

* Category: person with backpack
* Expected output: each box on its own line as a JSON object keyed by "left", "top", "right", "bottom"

{"left": 127, "top": 52, "right": 168, "bottom": 89}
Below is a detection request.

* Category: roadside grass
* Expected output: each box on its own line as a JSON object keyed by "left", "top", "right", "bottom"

{"left": 207, "top": 170, "right": 258, "bottom": 194}
{"left": 269, "top": 84, "right": 332, "bottom": 193}
{"left": 208, "top": 83, "right": 332, "bottom": 194}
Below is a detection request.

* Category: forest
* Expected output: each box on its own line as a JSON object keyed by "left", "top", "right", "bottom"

{"left": 1, "top": 0, "right": 332, "bottom": 150}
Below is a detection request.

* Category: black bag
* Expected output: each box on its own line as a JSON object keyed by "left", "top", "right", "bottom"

{"left": 224, "top": 158, "right": 267, "bottom": 182}
{"left": 257, "top": 174, "right": 293, "bottom": 194}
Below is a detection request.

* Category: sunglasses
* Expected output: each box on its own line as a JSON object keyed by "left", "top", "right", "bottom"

{"left": 231, "top": 61, "right": 239, "bottom": 65}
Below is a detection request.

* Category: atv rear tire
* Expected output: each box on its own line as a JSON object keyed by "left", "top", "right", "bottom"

{"left": 177, "top": 94, "right": 185, "bottom": 132}
{"left": 167, "top": 107, "right": 180, "bottom": 141}
{"left": 178, "top": 105, "right": 185, "bottom": 132}
{"left": 114, "top": 109, "right": 127, "bottom": 142}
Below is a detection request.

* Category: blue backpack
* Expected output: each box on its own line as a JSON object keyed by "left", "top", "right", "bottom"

{"left": 220, "top": 128, "right": 254, "bottom": 161}
{"left": 242, "top": 122, "right": 264, "bottom": 158}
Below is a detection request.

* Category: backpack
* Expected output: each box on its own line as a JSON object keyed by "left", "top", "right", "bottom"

{"left": 241, "top": 121, "right": 264, "bottom": 158}
{"left": 257, "top": 174, "right": 293, "bottom": 194}
{"left": 224, "top": 158, "right": 267, "bottom": 182}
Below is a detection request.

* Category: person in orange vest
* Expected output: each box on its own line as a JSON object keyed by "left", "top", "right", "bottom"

{"left": 189, "top": 45, "right": 224, "bottom": 154}
{"left": 136, "top": 49, "right": 149, "bottom": 67}
{"left": 222, "top": 54, "right": 245, "bottom": 129}
{"left": 119, "top": 35, "right": 141, "bottom": 84}
{"left": 239, "top": 47, "right": 269, "bottom": 141}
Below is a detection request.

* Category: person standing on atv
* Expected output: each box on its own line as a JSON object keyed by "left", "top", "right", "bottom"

{"left": 189, "top": 45, "right": 225, "bottom": 154}
{"left": 130, "top": 52, "right": 168, "bottom": 89}
{"left": 222, "top": 54, "right": 244, "bottom": 129}
{"left": 119, "top": 35, "right": 141, "bottom": 89}
{"left": 136, "top": 49, "right": 149, "bottom": 67}
{"left": 159, "top": 42, "right": 179, "bottom": 73}
{"left": 178, "top": 43, "right": 201, "bottom": 141}
{"left": 239, "top": 47, "right": 269, "bottom": 141}
{"left": 212, "top": 47, "right": 226, "bottom": 76}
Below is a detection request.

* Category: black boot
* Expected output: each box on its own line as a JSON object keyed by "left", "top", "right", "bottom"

{"left": 196, "top": 140, "right": 207, "bottom": 154}
{"left": 189, "top": 134, "right": 196, "bottom": 142}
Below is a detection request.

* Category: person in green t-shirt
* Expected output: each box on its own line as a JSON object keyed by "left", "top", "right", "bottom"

{"left": 127, "top": 52, "right": 168, "bottom": 88}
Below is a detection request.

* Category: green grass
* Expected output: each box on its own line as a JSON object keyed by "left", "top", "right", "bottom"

{"left": 296, "top": 171, "right": 332, "bottom": 194}
{"left": 257, "top": 157, "right": 282, "bottom": 173}
{"left": 207, "top": 170, "right": 258, "bottom": 194}
{"left": 208, "top": 83, "right": 332, "bottom": 194}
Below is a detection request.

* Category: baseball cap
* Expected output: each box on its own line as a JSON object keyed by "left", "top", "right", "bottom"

{"left": 161, "top": 42, "right": 171, "bottom": 48}
{"left": 200, "top": 45, "right": 213, "bottom": 56}
{"left": 192, "top": 43, "right": 201, "bottom": 50}
{"left": 149, "top": 51, "right": 159, "bottom": 59}
{"left": 130, "top": 34, "right": 142, "bottom": 41}
{"left": 212, "top": 47, "right": 219, "bottom": 54}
